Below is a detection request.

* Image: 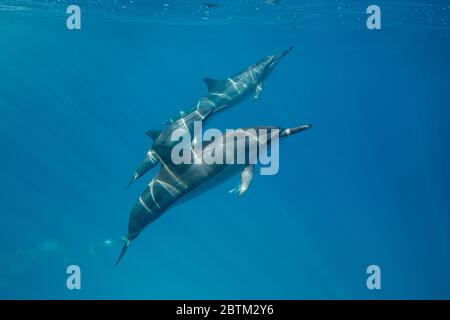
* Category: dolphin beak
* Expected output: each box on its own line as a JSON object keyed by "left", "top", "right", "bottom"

{"left": 272, "top": 46, "right": 293, "bottom": 65}
{"left": 266, "top": 46, "right": 293, "bottom": 73}
{"left": 280, "top": 46, "right": 294, "bottom": 59}
{"left": 281, "top": 124, "right": 312, "bottom": 137}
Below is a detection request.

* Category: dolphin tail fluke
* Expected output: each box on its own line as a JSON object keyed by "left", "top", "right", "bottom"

{"left": 114, "top": 238, "right": 132, "bottom": 267}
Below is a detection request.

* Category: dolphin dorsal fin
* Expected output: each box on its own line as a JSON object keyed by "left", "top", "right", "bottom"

{"left": 203, "top": 78, "right": 223, "bottom": 92}
{"left": 145, "top": 129, "right": 162, "bottom": 141}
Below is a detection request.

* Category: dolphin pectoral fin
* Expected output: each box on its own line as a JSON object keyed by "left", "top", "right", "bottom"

{"left": 254, "top": 83, "right": 263, "bottom": 99}
{"left": 229, "top": 165, "right": 254, "bottom": 197}
{"left": 114, "top": 238, "right": 132, "bottom": 267}
{"left": 126, "top": 150, "right": 160, "bottom": 188}
{"left": 240, "top": 165, "right": 254, "bottom": 196}
{"left": 203, "top": 78, "right": 225, "bottom": 92}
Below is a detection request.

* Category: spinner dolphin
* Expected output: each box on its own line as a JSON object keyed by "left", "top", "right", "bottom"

{"left": 116, "top": 123, "right": 311, "bottom": 265}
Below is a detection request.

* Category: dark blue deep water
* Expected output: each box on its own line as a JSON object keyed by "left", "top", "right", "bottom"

{"left": 0, "top": 0, "right": 449, "bottom": 299}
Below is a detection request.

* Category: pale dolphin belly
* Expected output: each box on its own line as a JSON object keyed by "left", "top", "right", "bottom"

{"left": 170, "top": 164, "right": 244, "bottom": 209}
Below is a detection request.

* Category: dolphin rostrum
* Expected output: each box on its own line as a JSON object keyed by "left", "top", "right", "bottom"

{"left": 126, "top": 47, "right": 293, "bottom": 187}
{"left": 116, "top": 123, "right": 311, "bottom": 265}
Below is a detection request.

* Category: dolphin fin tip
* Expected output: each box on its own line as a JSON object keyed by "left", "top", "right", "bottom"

{"left": 124, "top": 173, "right": 139, "bottom": 189}
{"left": 124, "top": 178, "right": 135, "bottom": 189}
{"left": 114, "top": 238, "right": 131, "bottom": 267}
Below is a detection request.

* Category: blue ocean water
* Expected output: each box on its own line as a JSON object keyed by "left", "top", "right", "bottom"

{"left": 0, "top": 0, "right": 449, "bottom": 299}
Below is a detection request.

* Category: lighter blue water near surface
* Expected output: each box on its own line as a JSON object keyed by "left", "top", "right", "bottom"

{"left": 0, "top": 0, "right": 449, "bottom": 299}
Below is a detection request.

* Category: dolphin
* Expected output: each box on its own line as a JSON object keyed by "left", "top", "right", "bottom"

{"left": 265, "top": 0, "right": 282, "bottom": 6}
{"left": 115, "top": 123, "right": 312, "bottom": 265}
{"left": 201, "top": 2, "right": 220, "bottom": 9}
{"left": 126, "top": 47, "right": 293, "bottom": 187}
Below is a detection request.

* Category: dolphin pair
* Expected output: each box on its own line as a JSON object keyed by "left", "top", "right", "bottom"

{"left": 116, "top": 124, "right": 312, "bottom": 265}
{"left": 116, "top": 47, "right": 304, "bottom": 265}
{"left": 126, "top": 47, "right": 293, "bottom": 187}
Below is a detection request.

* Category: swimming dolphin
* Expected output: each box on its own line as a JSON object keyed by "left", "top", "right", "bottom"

{"left": 116, "top": 123, "right": 311, "bottom": 265}
{"left": 126, "top": 47, "right": 294, "bottom": 187}
{"left": 201, "top": 2, "right": 220, "bottom": 9}
{"left": 265, "top": 0, "right": 282, "bottom": 6}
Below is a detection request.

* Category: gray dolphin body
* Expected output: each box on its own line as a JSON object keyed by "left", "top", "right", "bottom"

{"left": 115, "top": 123, "right": 311, "bottom": 265}
{"left": 127, "top": 47, "right": 293, "bottom": 187}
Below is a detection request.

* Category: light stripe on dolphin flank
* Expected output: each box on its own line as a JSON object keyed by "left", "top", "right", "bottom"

{"left": 228, "top": 78, "right": 242, "bottom": 94}
{"left": 157, "top": 156, "right": 188, "bottom": 189}
{"left": 195, "top": 110, "right": 205, "bottom": 120}
{"left": 139, "top": 196, "right": 153, "bottom": 214}
{"left": 204, "top": 97, "right": 217, "bottom": 108}
{"left": 156, "top": 179, "right": 180, "bottom": 197}
{"left": 148, "top": 181, "right": 161, "bottom": 209}
{"left": 180, "top": 117, "right": 189, "bottom": 131}
{"left": 249, "top": 69, "right": 257, "bottom": 84}
{"left": 210, "top": 92, "right": 232, "bottom": 100}
{"left": 147, "top": 150, "right": 157, "bottom": 162}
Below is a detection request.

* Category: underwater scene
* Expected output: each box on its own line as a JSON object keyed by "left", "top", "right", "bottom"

{"left": 0, "top": 0, "right": 449, "bottom": 299}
